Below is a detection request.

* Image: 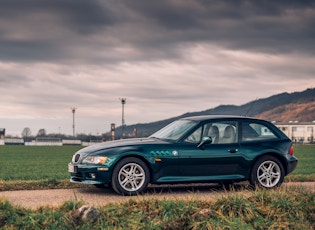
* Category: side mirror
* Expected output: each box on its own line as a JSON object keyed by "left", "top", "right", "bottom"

{"left": 197, "top": 136, "right": 212, "bottom": 149}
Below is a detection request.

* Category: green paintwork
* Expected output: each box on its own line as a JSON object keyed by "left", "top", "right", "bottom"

{"left": 150, "top": 150, "right": 173, "bottom": 157}
{"left": 69, "top": 115, "right": 298, "bottom": 188}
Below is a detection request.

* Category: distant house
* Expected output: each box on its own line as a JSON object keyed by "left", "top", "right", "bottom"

{"left": 274, "top": 121, "right": 315, "bottom": 144}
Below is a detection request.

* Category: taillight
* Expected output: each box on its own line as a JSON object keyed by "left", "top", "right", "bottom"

{"left": 289, "top": 145, "right": 294, "bottom": 156}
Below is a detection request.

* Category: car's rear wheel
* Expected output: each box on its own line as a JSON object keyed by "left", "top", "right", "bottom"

{"left": 111, "top": 157, "right": 150, "bottom": 196}
{"left": 249, "top": 155, "right": 284, "bottom": 189}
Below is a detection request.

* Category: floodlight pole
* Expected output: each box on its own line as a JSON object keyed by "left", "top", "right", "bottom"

{"left": 119, "top": 98, "right": 126, "bottom": 138}
{"left": 71, "top": 107, "right": 77, "bottom": 137}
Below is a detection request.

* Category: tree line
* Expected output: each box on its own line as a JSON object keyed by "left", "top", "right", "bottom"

{"left": 16, "top": 127, "right": 105, "bottom": 142}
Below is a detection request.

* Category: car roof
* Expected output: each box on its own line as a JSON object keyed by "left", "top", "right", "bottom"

{"left": 181, "top": 115, "right": 258, "bottom": 122}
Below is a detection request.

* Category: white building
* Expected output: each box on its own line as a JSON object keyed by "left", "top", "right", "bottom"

{"left": 274, "top": 121, "right": 315, "bottom": 144}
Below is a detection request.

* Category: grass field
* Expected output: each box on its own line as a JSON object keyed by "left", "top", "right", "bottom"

{"left": 0, "top": 144, "right": 314, "bottom": 184}
{"left": 285, "top": 145, "right": 315, "bottom": 182}
{"left": 0, "top": 146, "right": 82, "bottom": 181}
{"left": 290, "top": 145, "right": 315, "bottom": 174}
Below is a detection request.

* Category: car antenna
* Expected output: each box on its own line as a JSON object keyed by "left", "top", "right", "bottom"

{"left": 244, "top": 97, "right": 258, "bottom": 117}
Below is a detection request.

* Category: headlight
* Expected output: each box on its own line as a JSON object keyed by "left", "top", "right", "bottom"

{"left": 82, "top": 156, "right": 108, "bottom": 165}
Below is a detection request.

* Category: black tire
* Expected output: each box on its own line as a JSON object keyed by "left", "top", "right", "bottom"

{"left": 249, "top": 155, "right": 284, "bottom": 189}
{"left": 111, "top": 157, "right": 150, "bottom": 196}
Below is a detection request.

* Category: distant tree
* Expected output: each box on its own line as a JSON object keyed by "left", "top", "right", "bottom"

{"left": 76, "top": 133, "right": 103, "bottom": 142}
{"left": 37, "top": 129, "right": 47, "bottom": 137}
{"left": 22, "top": 127, "right": 31, "bottom": 138}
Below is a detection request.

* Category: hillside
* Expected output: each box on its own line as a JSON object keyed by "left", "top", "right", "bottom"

{"left": 110, "top": 88, "right": 315, "bottom": 138}
{"left": 256, "top": 101, "right": 315, "bottom": 122}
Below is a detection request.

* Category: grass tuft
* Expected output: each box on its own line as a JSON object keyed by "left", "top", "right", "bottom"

{"left": 2, "top": 188, "right": 314, "bottom": 229}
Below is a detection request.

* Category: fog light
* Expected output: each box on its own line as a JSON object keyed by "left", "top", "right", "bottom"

{"left": 89, "top": 173, "right": 96, "bottom": 179}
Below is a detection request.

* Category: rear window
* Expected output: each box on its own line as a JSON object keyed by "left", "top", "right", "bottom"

{"left": 241, "top": 122, "right": 278, "bottom": 142}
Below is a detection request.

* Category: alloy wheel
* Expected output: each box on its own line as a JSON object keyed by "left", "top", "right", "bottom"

{"left": 257, "top": 160, "right": 281, "bottom": 188}
{"left": 118, "top": 163, "right": 145, "bottom": 192}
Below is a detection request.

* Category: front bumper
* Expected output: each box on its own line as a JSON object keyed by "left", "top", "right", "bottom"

{"left": 68, "top": 163, "right": 111, "bottom": 185}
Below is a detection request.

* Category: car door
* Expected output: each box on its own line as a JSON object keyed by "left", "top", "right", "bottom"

{"left": 178, "top": 121, "right": 247, "bottom": 181}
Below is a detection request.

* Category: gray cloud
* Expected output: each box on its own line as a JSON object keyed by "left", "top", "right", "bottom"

{"left": 1, "top": 0, "right": 314, "bottom": 63}
{"left": 0, "top": 0, "right": 314, "bottom": 135}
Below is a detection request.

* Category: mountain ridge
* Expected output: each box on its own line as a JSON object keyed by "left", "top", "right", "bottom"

{"left": 111, "top": 88, "right": 315, "bottom": 138}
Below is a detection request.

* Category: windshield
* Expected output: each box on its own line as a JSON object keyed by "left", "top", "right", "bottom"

{"left": 150, "top": 119, "right": 197, "bottom": 141}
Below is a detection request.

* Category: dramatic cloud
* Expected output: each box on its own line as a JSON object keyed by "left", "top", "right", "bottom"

{"left": 0, "top": 0, "right": 314, "bottom": 135}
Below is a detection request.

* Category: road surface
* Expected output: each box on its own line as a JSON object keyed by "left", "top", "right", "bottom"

{"left": 1, "top": 182, "right": 314, "bottom": 209}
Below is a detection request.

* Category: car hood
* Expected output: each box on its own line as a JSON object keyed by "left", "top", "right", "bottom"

{"left": 75, "top": 137, "right": 164, "bottom": 156}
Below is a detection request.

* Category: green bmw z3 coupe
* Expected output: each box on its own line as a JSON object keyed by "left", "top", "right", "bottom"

{"left": 68, "top": 115, "right": 298, "bottom": 195}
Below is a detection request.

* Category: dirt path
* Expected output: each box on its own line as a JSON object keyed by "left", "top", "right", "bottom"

{"left": 1, "top": 182, "right": 314, "bottom": 209}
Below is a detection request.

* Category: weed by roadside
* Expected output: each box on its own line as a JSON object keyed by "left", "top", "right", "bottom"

{"left": 0, "top": 187, "right": 314, "bottom": 229}
{"left": 0, "top": 179, "right": 88, "bottom": 191}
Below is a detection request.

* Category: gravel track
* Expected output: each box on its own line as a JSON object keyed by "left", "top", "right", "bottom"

{"left": 1, "top": 182, "right": 314, "bottom": 209}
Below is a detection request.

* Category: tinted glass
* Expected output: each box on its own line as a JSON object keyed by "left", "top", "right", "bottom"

{"left": 150, "top": 120, "right": 197, "bottom": 141}
{"left": 185, "top": 127, "right": 202, "bottom": 143}
{"left": 184, "top": 121, "right": 238, "bottom": 144}
{"left": 242, "top": 122, "right": 278, "bottom": 142}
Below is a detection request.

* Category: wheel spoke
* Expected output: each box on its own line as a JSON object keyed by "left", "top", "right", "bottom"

{"left": 266, "top": 163, "right": 273, "bottom": 171}
{"left": 258, "top": 172, "right": 266, "bottom": 181}
{"left": 129, "top": 165, "right": 136, "bottom": 173}
{"left": 120, "top": 170, "right": 129, "bottom": 177}
{"left": 271, "top": 172, "right": 280, "bottom": 179}
{"left": 261, "top": 164, "right": 268, "bottom": 172}
{"left": 131, "top": 181, "right": 138, "bottom": 190}
{"left": 134, "top": 170, "right": 144, "bottom": 177}
{"left": 120, "top": 177, "right": 129, "bottom": 186}
{"left": 266, "top": 178, "right": 271, "bottom": 187}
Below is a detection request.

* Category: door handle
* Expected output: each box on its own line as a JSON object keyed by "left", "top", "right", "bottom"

{"left": 228, "top": 148, "right": 238, "bottom": 153}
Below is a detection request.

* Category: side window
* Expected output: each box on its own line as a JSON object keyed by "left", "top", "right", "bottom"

{"left": 185, "top": 127, "right": 202, "bottom": 143}
{"left": 215, "top": 122, "right": 238, "bottom": 144}
{"left": 242, "top": 122, "right": 278, "bottom": 142}
{"left": 203, "top": 121, "right": 238, "bottom": 144}
{"left": 184, "top": 121, "right": 238, "bottom": 144}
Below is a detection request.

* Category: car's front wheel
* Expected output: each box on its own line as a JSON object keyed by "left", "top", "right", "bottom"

{"left": 249, "top": 155, "right": 284, "bottom": 189}
{"left": 111, "top": 157, "right": 150, "bottom": 195}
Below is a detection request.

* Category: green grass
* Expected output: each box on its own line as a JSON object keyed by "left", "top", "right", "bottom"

{"left": 286, "top": 145, "right": 315, "bottom": 181}
{"left": 0, "top": 187, "right": 314, "bottom": 229}
{"left": 290, "top": 145, "right": 315, "bottom": 174}
{"left": 0, "top": 146, "right": 82, "bottom": 181}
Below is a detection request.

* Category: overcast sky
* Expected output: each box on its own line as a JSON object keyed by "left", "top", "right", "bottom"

{"left": 1, "top": 0, "right": 314, "bottom": 136}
